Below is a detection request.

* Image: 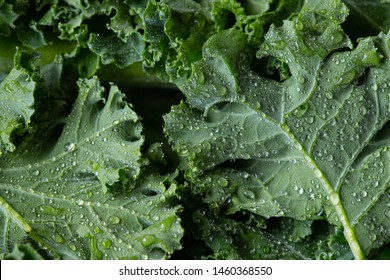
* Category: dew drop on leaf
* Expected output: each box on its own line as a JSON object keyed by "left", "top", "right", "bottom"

{"left": 218, "top": 178, "right": 228, "bottom": 187}
{"left": 108, "top": 216, "right": 121, "bottom": 224}
{"left": 369, "top": 234, "right": 377, "bottom": 241}
{"left": 92, "top": 162, "right": 100, "bottom": 170}
{"left": 69, "top": 244, "right": 77, "bottom": 251}
{"left": 141, "top": 235, "right": 156, "bottom": 247}
{"left": 64, "top": 142, "right": 76, "bottom": 152}
{"left": 243, "top": 190, "right": 255, "bottom": 199}
{"left": 102, "top": 239, "right": 113, "bottom": 249}
{"left": 94, "top": 227, "right": 103, "bottom": 234}
{"left": 297, "top": 76, "right": 305, "bottom": 84}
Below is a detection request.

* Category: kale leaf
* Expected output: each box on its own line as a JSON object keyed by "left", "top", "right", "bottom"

{"left": 1, "top": 0, "right": 390, "bottom": 260}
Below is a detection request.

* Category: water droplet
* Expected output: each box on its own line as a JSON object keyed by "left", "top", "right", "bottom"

{"left": 369, "top": 234, "right": 377, "bottom": 241}
{"left": 325, "top": 91, "right": 333, "bottom": 99}
{"left": 108, "top": 216, "right": 120, "bottom": 224}
{"left": 277, "top": 210, "right": 285, "bottom": 216}
{"left": 94, "top": 226, "right": 103, "bottom": 234}
{"left": 141, "top": 235, "right": 156, "bottom": 247}
{"left": 253, "top": 100, "right": 261, "bottom": 109}
{"left": 64, "top": 142, "right": 76, "bottom": 152}
{"left": 213, "top": 84, "right": 227, "bottom": 96}
{"left": 92, "top": 162, "right": 100, "bottom": 170}
{"left": 243, "top": 190, "right": 255, "bottom": 199}
{"left": 32, "top": 170, "right": 40, "bottom": 176}
{"left": 102, "top": 239, "right": 113, "bottom": 249}
{"left": 218, "top": 178, "right": 228, "bottom": 187}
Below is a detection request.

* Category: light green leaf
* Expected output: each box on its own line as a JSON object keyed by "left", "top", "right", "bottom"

{"left": 48, "top": 77, "right": 144, "bottom": 188}
{"left": 165, "top": 101, "right": 327, "bottom": 221}
{"left": 0, "top": 77, "right": 182, "bottom": 259}
{"left": 165, "top": 0, "right": 390, "bottom": 259}
{"left": 0, "top": 171, "right": 182, "bottom": 259}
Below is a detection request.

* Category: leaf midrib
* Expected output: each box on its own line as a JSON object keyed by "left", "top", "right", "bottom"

{"left": 248, "top": 104, "right": 365, "bottom": 259}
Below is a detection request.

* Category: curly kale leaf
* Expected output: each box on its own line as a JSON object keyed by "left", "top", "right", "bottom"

{"left": 0, "top": 77, "right": 182, "bottom": 259}
{"left": 165, "top": 0, "right": 390, "bottom": 259}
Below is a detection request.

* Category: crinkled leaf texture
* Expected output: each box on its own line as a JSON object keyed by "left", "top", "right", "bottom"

{"left": 193, "top": 211, "right": 352, "bottom": 260}
{"left": 0, "top": 49, "right": 40, "bottom": 155}
{"left": 0, "top": 0, "right": 19, "bottom": 36}
{"left": 0, "top": 77, "right": 182, "bottom": 259}
{"left": 165, "top": 0, "right": 390, "bottom": 259}
{"left": 2, "top": 0, "right": 390, "bottom": 261}
{"left": 0, "top": 243, "right": 44, "bottom": 260}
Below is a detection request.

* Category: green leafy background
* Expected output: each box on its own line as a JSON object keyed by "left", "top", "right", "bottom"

{"left": 1, "top": 0, "right": 390, "bottom": 260}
